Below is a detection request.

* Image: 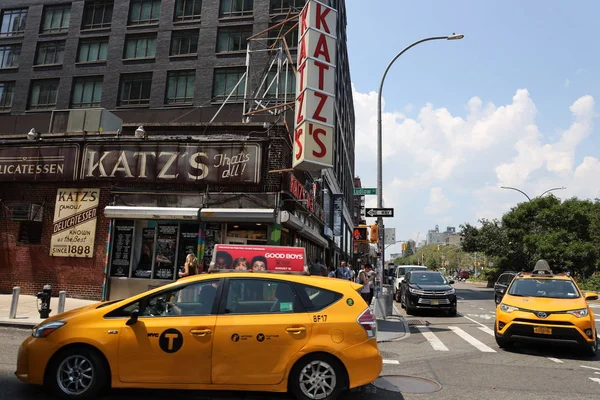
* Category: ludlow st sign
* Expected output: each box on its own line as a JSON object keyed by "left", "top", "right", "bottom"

{"left": 293, "top": 0, "right": 338, "bottom": 171}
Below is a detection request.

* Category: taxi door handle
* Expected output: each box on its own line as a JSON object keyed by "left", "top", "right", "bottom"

{"left": 190, "top": 329, "right": 212, "bottom": 337}
{"left": 286, "top": 327, "right": 306, "bottom": 334}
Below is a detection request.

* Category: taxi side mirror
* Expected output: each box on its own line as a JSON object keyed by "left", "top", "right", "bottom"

{"left": 584, "top": 292, "right": 599, "bottom": 301}
{"left": 126, "top": 309, "right": 140, "bottom": 326}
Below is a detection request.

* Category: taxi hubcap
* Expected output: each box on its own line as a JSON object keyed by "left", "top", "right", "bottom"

{"left": 57, "top": 355, "right": 94, "bottom": 395}
{"left": 299, "top": 360, "right": 336, "bottom": 399}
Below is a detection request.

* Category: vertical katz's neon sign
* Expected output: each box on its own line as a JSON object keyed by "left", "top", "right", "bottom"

{"left": 292, "top": 0, "right": 337, "bottom": 171}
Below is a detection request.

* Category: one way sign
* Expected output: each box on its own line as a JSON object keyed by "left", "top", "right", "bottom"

{"left": 365, "top": 208, "right": 394, "bottom": 217}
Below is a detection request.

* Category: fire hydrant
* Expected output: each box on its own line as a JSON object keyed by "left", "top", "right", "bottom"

{"left": 36, "top": 284, "right": 52, "bottom": 318}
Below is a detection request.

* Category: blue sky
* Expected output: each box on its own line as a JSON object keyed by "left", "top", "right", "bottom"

{"left": 345, "top": 0, "right": 600, "bottom": 257}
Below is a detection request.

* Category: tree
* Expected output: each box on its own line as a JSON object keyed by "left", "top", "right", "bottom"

{"left": 459, "top": 223, "right": 480, "bottom": 253}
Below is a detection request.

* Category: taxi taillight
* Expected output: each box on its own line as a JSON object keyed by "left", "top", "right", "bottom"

{"left": 357, "top": 308, "right": 377, "bottom": 338}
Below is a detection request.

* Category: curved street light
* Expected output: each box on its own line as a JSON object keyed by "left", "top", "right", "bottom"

{"left": 501, "top": 186, "right": 566, "bottom": 202}
{"left": 376, "top": 33, "right": 464, "bottom": 281}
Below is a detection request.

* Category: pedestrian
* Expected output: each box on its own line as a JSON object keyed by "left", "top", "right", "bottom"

{"left": 328, "top": 265, "right": 336, "bottom": 278}
{"left": 309, "top": 259, "right": 327, "bottom": 276}
{"left": 336, "top": 261, "right": 352, "bottom": 280}
{"left": 178, "top": 253, "right": 198, "bottom": 278}
{"left": 358, "top": 264, "right": 371, "bottom": 304}
{"left": 366, "top": 264, "right": 376, "bottom": 303}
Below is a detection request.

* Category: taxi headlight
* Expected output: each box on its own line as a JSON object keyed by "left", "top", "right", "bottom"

{"left": 500, "top": 304, "right": 519, "bottom": 313}
{"left": 409, "top": 287, "right": 425, "bottom": 295}
{"left": 566, "top": 308, "right": 588, "bottom": 318}
{"left": 32, "top": 321, "right": 66, "bottom": 338}
{"left": 444, "top": 288, "right": 455, "bottom": 295}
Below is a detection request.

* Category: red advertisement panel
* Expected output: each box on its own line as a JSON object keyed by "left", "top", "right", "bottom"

{"left": 209, "top": 245, "right": 307, "bottom": 273}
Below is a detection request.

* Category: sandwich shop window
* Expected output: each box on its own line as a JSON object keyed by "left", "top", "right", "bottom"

{"left": 109, "top": 219, "right": 200, "bottom": 281}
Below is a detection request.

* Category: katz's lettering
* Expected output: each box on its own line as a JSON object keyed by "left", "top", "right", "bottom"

{"left": 310, "top": 124, "right": 327, "bottom": 158}
{"left": 81, "top": 143, "right": 261, "bottom": 184}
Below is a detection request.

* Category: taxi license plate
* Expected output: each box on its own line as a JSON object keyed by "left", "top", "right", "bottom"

{"left": 533, "top": 326, "right": 552, "bottom": 335}
{"left": 431, "top": 299, "right": 439, "bottom": 305}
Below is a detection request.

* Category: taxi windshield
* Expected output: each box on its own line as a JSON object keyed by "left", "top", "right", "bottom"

{"left": 508, "top": 278, "right": 580, "bottom": 299}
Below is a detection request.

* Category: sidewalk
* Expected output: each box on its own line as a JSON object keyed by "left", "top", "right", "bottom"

{"left": 373, "top": 297, "right": 408, "bottom": 343}
{"left": 0, "top": 294, "right": 98, "bottom": 328}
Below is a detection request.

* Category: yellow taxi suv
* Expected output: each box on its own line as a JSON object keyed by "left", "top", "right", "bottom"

{"left": 495, "top": 260, "right": 598, "bottom": 356}
{"left": 16, "top": 272, "right": 382, "bottom": 400}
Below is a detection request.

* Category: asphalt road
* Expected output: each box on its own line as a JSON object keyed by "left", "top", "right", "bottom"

{"left": 1, "top": 283, "right": 599, "bottom": 399}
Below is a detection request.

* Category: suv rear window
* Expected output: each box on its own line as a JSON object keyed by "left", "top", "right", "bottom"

{"left": 293, "top": 283, "right": 342, "bottom": 312}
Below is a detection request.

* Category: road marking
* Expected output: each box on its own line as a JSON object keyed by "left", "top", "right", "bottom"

{"left": 449, "top": 326, "right": 496, "bottom": 353}
{"left": 547, "top": 357, "right": 563, "bottom": 364}
{"left": 457, "top": 296, "right": 464, "bottom": 300}
{"left": 466, "top": 313, "right": 493, "bottom": 320}
{"left": 589, "top": 304, "right": 600, "bottom": 308}
{"left": 589, "top": 377, "right": 600, "bottom": 385}
{"left": 416, "top": 325, "right": 449, "bottom": 351}
{"left": 383, "top": 359, "right": 400, "bottom": 365}
{"left": 478, "top": 326, "right": 494, "bottom": 336}
{"left": 595, "top": 372, "right": 600, "bottom": 375}
{"left": 479, "top": 307, "right": 485, "bottom": 310}
{"left": 581, "top": 365, "right": 600, "bottom": 371}
{"left": 461, "top": 313, "right": 494, "bottom": 330}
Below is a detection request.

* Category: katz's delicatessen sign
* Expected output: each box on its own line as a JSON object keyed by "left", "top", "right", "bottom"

{"left": 293, "top": 0, "right": 337, "bottom": 171}
{"left": 50, "top": 188, "right": 100, "bottom": 258}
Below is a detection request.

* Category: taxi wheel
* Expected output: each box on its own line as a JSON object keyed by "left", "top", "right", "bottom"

{"left": 586, "top": 335, "right": 599, "bottom": 357}
{"left": 47, "top": 347, "right": 108, "bottom": 399}
{"left": 289, "top": 353, "right": 347, "bottom": 400}
{"left": 494, "top": 331, "right": 512, "bottom": 349}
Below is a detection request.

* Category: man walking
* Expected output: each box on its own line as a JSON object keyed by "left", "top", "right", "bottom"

{"left": 309, "top": 259, "right": 327, "bottom": 276}
{"left": 336, "top": 261, "right": 352, "bottom": 280}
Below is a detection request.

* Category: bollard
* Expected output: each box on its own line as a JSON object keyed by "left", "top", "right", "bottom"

{"left": 9, "top": 287, "right": 20, "bottom": 319}
{"left": 58, "top": 291, "right": 67, "bottom": 314}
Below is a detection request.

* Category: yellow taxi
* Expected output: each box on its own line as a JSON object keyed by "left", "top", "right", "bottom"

{"left": 16, "top": 272, "right": 382, "bottom": 400}
{"left": 495, "top": 260, "right": 599, "bottom": 356}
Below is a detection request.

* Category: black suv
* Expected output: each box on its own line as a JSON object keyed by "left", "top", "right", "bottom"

{"left": 494, "top": 271, "right": 517, "bottom": 304}
{"left": 400, "top": 270, "right": 457, "bottom": 316}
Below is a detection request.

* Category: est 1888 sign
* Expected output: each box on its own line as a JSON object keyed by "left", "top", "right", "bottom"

{"left": 292, "top": 0, "right": 337, "bottom": 171}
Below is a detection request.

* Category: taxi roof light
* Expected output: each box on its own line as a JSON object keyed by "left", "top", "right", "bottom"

{"left": 532, "top": 260, "right": 554, "bottom": 276}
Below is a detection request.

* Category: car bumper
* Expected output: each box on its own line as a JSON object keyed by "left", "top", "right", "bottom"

{"left": 496, "top": 318, "right": 596, "bottom": 346}
{"left": 407, "top": 294, "right": 456, "bottom": 309}
{"left": 334, "top": 339, "right": 382, "bottom": 389}
{"left": 15, "top": 335, "right": 58, "bottom": 385}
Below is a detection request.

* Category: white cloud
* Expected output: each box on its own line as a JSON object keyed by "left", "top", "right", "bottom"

{"left": 352, "top": 85, "right": 599, "bottom": 253}
{"left": 425, "top": 188, "right": 454, "bottom": 215}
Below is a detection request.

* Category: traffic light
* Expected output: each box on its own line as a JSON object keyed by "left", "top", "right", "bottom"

{"left": 369, "top": 224, "right": 379, "bottom": 243}
{"left": 402, "top": 243, "right": 406, "bottom": 251}
{"left": 353, "top": 227, "right": 368, "bottom": 241}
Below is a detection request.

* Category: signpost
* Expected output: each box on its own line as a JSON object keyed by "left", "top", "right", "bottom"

{"left": 365, "top": 208, "right": 394, "bottom": 218}
{"left": 353, "top": 188, "right": 377, "bottom": 195}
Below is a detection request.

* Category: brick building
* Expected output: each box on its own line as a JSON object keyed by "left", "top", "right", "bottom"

{"left": 0, "top": 0, "right": 356, "bottom": 300}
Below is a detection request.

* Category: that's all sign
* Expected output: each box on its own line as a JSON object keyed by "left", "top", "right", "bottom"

{"left": 293, "top": 0, "right": 337, "bottom": 171}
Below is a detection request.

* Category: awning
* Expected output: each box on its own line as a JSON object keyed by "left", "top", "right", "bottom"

{"left": 104, "top": 206, "right": 200, "bottom": 220}
{"left": 199, "top": 208, "right": 276, "bottom": 223}
{"left": 280, "top": 211, "right": 328, "bottom": 248}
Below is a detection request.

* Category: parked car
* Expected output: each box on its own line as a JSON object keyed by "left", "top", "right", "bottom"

{"left": 494, "top": 271, "right": 517, "bottom": 304}
{"left": 399, "top": 270, "right": 457, "bottom": 316}
{"left": 393, "top": 265, "right": 428, "bottom": 302}
{"left": 16, "top": 271, "right": 382, "bottom": 400}
{"left": 495, "top": 260, "right": 599, "bottom": 356}
{"left": 457, "top": 270, "right": 471, "bottom": 280}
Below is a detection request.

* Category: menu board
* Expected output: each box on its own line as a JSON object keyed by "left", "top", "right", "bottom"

{"left": 153, "top": 223, "right": 178, "bottom": 280}
{"left": 203, "top": 223, "right": 221, "bottom": 271}
{"left": 109, "top": 220, "right": 134, "bottom": 277}
{"left": 177, "top": 223, "right": 199, "bottom": 274}
{"left": 133, "top": 228, "right": 155, "bottom": 278}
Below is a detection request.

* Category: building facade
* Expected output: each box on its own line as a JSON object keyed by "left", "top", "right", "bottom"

{"left": 0, "top": 0, "right": 356, "bottom": 300}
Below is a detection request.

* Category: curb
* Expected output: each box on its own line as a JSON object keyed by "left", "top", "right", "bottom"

{"left": 0, "top": 321, "right": 37, "bottom": 329}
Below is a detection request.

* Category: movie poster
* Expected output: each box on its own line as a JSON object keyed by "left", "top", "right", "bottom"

{"left": 209, "top": 244, "right": 306, "bottom": 273}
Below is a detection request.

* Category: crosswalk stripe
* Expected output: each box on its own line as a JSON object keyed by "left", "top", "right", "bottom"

{"left": 547, "top": 357, "right": 563, "bottom": 363}
{"left": 416, "top": 325, "right": 449, "bottom": 351}
{"left": 449, "top": 326, "right": 496, "bottom": 353}
{"left": 478, "top": 326, "right": 494, "bottom": 336}
{"left": 383, "top": 359, "right": 400, "bottom": 365}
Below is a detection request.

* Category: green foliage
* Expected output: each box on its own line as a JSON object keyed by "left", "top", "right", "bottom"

{"left": 579, "top": 273, "right": 600, "bottom": 292}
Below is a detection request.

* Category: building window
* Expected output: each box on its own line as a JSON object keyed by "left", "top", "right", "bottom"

{"left": 71, "top": 76, "right": 103, "bottom": 108}
{"left": 119, "top": 72, "right": 152, "bottom": 106}
{"left": 0, "top": 44, "right": 21, "bottom": 69}
{"left": 128, "top": 0, "right": 161, "bottom": 26}
{"left": 170, "top": 29, "right": 199, "bottom": 56}
{"left": 18, "top": 222, "right": 43, "bottom": 244}
{"left": 0, "top": 82, "right": 15, "bottom": 112}
{"left": 34, "top": 41, "right": 65, "bottom": 66}
{"left": 40, "top": 4, "right": 71, "bottom": 34}
{"left": 216, "top": 26, "right": 252, "bottom": 53}
{"left": 0, "top": 8, "right": 28, "bottom": 37}
{"left": 266, "top": 68, "right": 295, "bottom": 98}
{"left": 77, "top": 37, "right": 109, "bottom": 62}
{"left": 270, "top": 0, "right": 305, "bottom": 14}
{"left": 124, "top": 34, "right": 157, "bottom": 59}
{"left": 82, "top": 0, "right": 113, "bottom": 30}
{"left": 28, "top": 79, "right": 60, "bottom": 111}
{"left": 268, "top": 22, "right": 299, "bottom": 49}
{"left": 174, "top": 0, "right": 202, "bottom": 22}
{"left": 212, "top": 67, "right": 246, "bottom": 102}
{"left": 166, "top": 70, "right": 195, "bottom": 105}
{"left": 219, "top": 0, "right": 253, "bottom": 18}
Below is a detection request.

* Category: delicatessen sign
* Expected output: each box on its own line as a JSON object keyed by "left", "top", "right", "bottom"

{"left": 293, "top": 0, "right": 337, "bottom": 171}
{"left": 0, "top": 145, "right": 79, "bottom": 181}
{"left": 50, "top": 188, "right": 100, "bottom": 258}
{"left": 209, "top": 244, "right": 306, "bottom": 273}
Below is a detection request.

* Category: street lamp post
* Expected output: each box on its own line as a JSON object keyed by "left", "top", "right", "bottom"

{"left": 500, "top": 186, "right": 566, "bottom": 202}
{"left": 376, "top": 33, "right": 464, "bottom": 293}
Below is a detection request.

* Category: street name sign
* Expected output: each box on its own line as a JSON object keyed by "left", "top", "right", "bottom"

{"left": 365, "top": 208, "right": 394, "bottom": 217}
{"left": 353, "top": 188, "right": 377, "bottom": 195}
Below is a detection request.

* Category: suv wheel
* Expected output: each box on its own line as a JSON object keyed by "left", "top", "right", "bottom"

{"left": 586, "top": 335, "right": 599, "bottom": 357}
{"left": 494, "top": 330, "right": 511, "bottom": 349}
